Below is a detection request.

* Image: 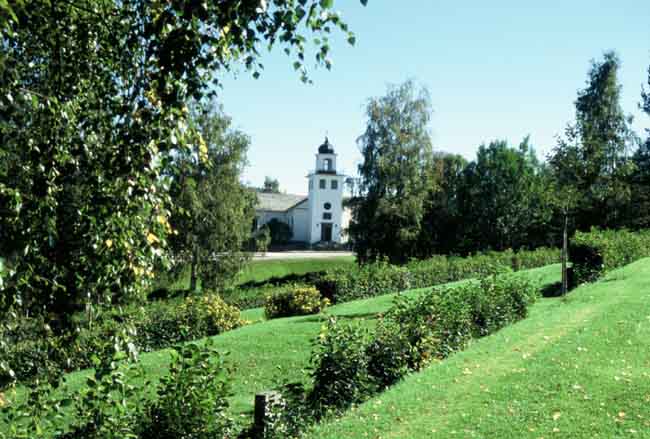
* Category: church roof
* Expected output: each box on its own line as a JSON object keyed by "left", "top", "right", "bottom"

{"left": 318, "top": 137, "right": 335, "bottom": 154}
{"left": 256, "top": 192, "right": 308, "bottom": 212}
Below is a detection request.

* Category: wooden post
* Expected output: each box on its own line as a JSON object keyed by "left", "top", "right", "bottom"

{"left": 253, "top": 391, "right": 282, "bottom": 438}
{"left": 561, "top": 210, "right": 568, "bottom": 295}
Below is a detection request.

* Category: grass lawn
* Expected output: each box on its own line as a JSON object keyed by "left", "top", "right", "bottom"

{"left": 235, "top": 256, "right": 355, "bottom": 285}
{"left": 308, "top": 258, "right": 650, "bottom": 438}
{"left": 155, "top": 256, "right": 355, "bottom": 293}
{"left": 0, "top": 264, "right": 558, "bottom": 436}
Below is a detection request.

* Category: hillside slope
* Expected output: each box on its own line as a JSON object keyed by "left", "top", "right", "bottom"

{"left": 309, "top": 258, "right": 650, "bottom": 438}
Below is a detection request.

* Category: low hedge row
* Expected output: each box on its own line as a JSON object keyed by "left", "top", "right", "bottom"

{"left": 267, "top": 271, "right": 540, "bottom": 435}
{"left": 317, "top": 247, "right": 559, "bottom": 303}
{"left": 570, "top": 229, "right": 650, "bottom": 285}
{"left": 0, "top": 293, "right": 245, "bottom": 388}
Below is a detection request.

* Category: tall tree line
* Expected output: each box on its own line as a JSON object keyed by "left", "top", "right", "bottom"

{"left": 350, "top": 53, "right": 650, "bottom": 262}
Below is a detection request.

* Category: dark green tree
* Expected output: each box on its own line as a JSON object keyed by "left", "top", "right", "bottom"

{"left": 262, "top": 177, "right": 281, "bottom": 193}
{"left": 349, "top": 80, "right": 434, "bottom": 263}
{"left": 418, "top": 152, "right": 467, "bottom": 256}
{"left": 457, "top": 138, "right": 552, "bottom": 252}
{"left": 626, "top": 63, "right": 650, "bottom": 229}
{"left": 550, "top": 51, "right": 636, "bottom": 231}
{"left": 0, "top": 0, "right": 366, "bottom": 328}
{"left": 167, "top": 102, "right": 256, "bottom": 293}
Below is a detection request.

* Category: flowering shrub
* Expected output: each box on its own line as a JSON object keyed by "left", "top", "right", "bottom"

{"left": 265, "top": 285, "right": 329, "bottom": 319}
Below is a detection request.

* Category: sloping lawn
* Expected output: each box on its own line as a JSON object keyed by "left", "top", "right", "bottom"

{"left": 308, "top": 258, "right": 650, "bottom": 438}
{"left": 1, "top": 265, "right": 558, "bottom": 435}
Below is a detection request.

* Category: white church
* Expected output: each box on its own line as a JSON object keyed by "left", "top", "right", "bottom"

{"left": 254, "top": 138, "right": 351, "bottom": 245}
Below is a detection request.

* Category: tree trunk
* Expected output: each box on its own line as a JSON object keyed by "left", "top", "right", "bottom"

{"left": 189, "top": 249, "right": 198, "bottom": 293}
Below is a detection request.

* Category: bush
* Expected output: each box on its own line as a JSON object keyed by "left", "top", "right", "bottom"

{"left": 467, "top": 274, "right": 538, "bottom": 337}
{"left": 318, "top": 259, "right": 410, "bottom": 303}
{"left": 266, "top": 218, "right": 292, "bottom": 245}
{"left": 317, "top": 248, "right": 557, "bottom": 305}
{"left": 365, "top": 320, "right": 411, "bottom": 388}
{"left": 308, "top": 319, "right": 373, "bottom": 415}
{"left": 140, "top": 341, "right": 233, "bottom": 439}
{"left": 570, "top": 229, "right": 650, "bottom": 284}
{"left": 136, "top": 293, "right": 245, "bottom": 351}
{"left": 265, "top": 285, "right": 328, "bottom": 319}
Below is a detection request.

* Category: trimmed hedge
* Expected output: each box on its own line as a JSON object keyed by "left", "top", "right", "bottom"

{"left": 317, "top": 247, "right": 559, "bottom": 304}
{"left": 301, "top": 271, "right": 540, "bottom": 420}
{"left": 570, "top": 229, "right": 650, "bottom": 285}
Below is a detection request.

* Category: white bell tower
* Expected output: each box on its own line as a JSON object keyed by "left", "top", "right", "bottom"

{"left": 307, "top": 137, "right": 345, "bottom": 244}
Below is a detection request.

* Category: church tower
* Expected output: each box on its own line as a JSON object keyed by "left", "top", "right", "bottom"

{"left": 307, "top": 137, "right": 346, "bottom": 244}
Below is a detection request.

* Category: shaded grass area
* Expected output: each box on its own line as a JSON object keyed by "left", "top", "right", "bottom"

{"left": 0, "top": 264, "right": 558, "bottom": 435}
{"left": 308, "top": 258, "right": 650, "bottom": 439}
{"left": 235, "top": 256, "right": 355, "bottom": 285}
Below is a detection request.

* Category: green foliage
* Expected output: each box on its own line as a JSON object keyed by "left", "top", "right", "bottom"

{"left": 350, "top": 80, "right": 434, "bottom": 263}
{"left": 1, "top": 333, "right": 233, "bottom": 439}
{"left": 308, "top": 319, "right": 373, "bottom": 415}
{"left": 140, "top": 342, "right": 232, "bottom": 439}
{"left": 265, "top": 218, "right": 293, "bottom": 245}
{"left": 262, "top": 177, "right": 281, "bottom": 194}
{"left": 365, "top": 320, "right": 412, "bottom": 389}
{"left": 318, "top": 258, "right": 410, "bottom": 303}
{"left": 137, "top": 293, "right": 245, "bottom": 352}
{"left": 264, "top": 285, "right": 329, "bottom": 319}
{"left": 254, "top": 225, "right": 272, "bottom": 254}
{"left": 318, "top": 248, "right": 558, "bottom": 304}
{"left": 1, "top": 295, "right": 244, "bottom": 385}
{"left": 550, "top": 51, "right": 636, "bottom": 231}
{"left": 0, "top": 0, "right": 365, "bottom": 330}
{"left": 166, "top": 101, "right": 255, "bottom": 293}
{"left": 570, "top": 228, "right": 650, "bottom": 284}
{"left": 454, "top": 138, "right": 554, "bottom": 252}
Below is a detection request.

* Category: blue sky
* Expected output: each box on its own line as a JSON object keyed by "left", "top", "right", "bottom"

{"left": 217, "top": 1, "right": 650, "bottom": 195}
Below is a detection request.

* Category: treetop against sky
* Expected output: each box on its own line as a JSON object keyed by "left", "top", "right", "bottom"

{"left": 216, "top": 1, "right": 650, "bottom": 195}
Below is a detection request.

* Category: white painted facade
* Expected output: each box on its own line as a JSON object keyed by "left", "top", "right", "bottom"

{"left": 254, "top": 138, "right": 350, "bottom": 245}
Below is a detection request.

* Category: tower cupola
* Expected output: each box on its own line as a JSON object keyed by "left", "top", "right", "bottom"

{"left": 316, "top": 137, "right": 337, "bottom": 174}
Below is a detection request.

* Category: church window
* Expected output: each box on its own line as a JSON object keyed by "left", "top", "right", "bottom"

{"left": 309, "top": 180, "right": 313, "bottom": 190}
{"left": 324, "top": 202, "right": 332, "bottom": 210}
{"left": 323, "top": 158, "right": 333, "bottom": 171}
{"left": 319, "top": 179, "right": 326, "bottom": 189}
{"left": 331, "top": 180, "right": 338, "bottom": 190}
{"left": 323, "top": 212, "right": 332, "bottom": 220}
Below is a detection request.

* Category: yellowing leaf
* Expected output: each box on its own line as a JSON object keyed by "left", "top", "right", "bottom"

{"left": 552, "top": 412, "right": 562, "bottom": 421}
{"left": 105, "top": 239, "right": 113, "bottom": 248}
{"left": 146, "top": 232, "right": 159, "bottom": 245}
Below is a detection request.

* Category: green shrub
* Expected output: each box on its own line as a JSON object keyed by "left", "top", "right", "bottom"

{"left": 467, "top": 274, "right": 538, "bottom": 337}
{"left": 570, "top": 229, "right": 650, "bottom": 284}
{"left": 308, "top": 319, "right": 373, "bottom": 415}
{"left": 140, "top": 341, "right": 233, "bottom": 439}
{"left": 317, "top": 248, "right": 556, "bottom": 305}
{"left": 266, "top": 218, "right": 292, "bottom": 245}
{"left": 318, "top": 259, "right": 410, "bottom": 303}
{"left": 365, "top": 320, "right": 411, "bottom": 388}
{"left": 137, "top": 293, "right": 245, "bottom": 351}
{"left": 264, "top": 285, "right": 329, "bottom": 319}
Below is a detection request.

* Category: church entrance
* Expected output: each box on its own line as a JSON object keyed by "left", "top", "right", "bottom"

{"left": 321, "top": 223, "right": 333, "bottom": 242}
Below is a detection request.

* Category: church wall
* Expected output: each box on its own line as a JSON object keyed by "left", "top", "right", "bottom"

{"left": 290, "top": 206, "right": 310, "bottom": 242}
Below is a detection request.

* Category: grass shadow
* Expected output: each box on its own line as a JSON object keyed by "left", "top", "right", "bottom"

{"left": 288, "top": 312, "right": 379, "bottom": 324}
{"left": 540, "top": 281, "right": 563, "bottom": 298}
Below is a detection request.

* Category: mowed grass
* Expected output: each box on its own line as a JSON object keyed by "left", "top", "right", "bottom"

{"left": 308, "top": 258, "right": 650, "bottom": 439}
{"left": 0, "top": 264, "right": 558, "bottom": 435}
{"left": 235, "top": 256, "right": 355, "bottom": 285}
